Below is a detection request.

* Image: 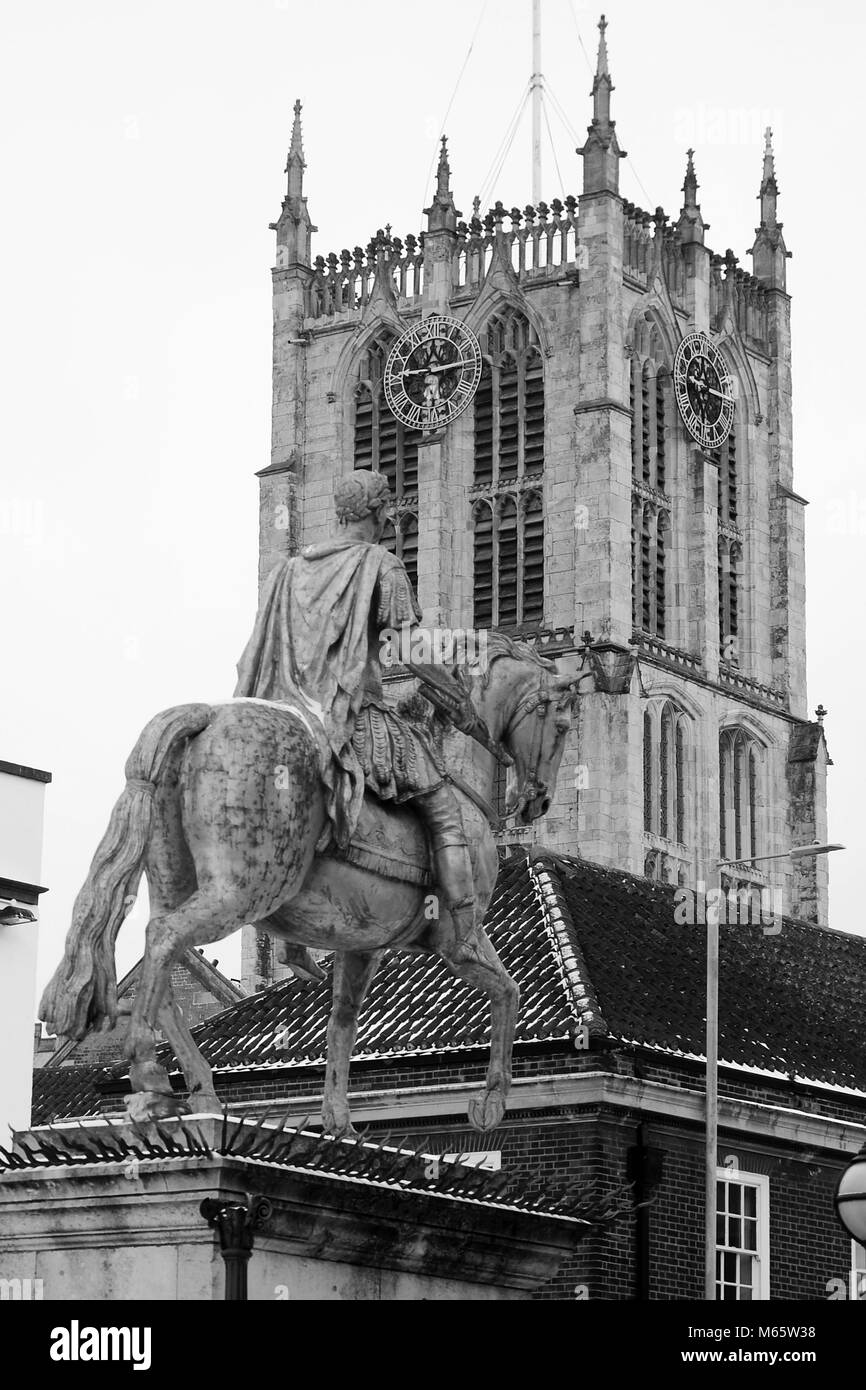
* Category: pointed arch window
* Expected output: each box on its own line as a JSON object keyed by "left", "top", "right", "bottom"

{"left": 633, "top": 500, "right": 670, "bottom": 639}
{"left": 474, "top": 311, "right": 545, "bottom": 487}
{"left": 353, "top": 337, "right": 421, "bottom": 590}
{"left": 472, "top": 310, "right": 545, "bottom": 630}
{"left": 630, "top": 353, "right": 670, "bottom": 495}
{"left": 643, "top": 699, "right": 691, "bottom": 861}
{"left": 353, "top": 336, "right": 421, "bottom": 497}
{"left": 630, "top": 334, "right": 672, "bottom": 642}
{"left": 719, "top": 728, "right": 764, "bottom": 864}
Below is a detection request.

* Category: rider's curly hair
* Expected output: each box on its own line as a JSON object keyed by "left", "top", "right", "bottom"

{"left": 334, "top": 471, "right": 392, "bottom": 524}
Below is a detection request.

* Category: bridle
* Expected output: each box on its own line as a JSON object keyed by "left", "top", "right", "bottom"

{"left": 499, "top": 671, "right": 575, "bottom": 810}
{"left": 446, "top": 667, "right": 578, "bottom": 830}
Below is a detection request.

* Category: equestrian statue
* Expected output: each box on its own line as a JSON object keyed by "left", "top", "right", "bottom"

{"left": 41, "top": 471, "right": 591, "bottom": 1135}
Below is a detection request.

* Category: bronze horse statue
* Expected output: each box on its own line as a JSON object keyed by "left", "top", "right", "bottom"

{"left": 41, "top": 633, "right": 590, "bottom": 1135}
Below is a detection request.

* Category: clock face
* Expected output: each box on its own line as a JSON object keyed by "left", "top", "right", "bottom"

{"left": 673, "top": 331, "right": 735, "bottom": 450}
{"left": 384, "top": 315, "right": 482, "bottom": 431}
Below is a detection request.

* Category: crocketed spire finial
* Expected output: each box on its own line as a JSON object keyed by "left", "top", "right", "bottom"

{"left": 676, "top": 147, "right": 706, "bottom": 244}
{"left": 758, "top": 126, "right": 780, "bottom": 231}
{"left": 596, "top": 14, "right": 609, "bottom": 77}
{"left": 684, "top": 149, "right": 697, "bottom": 201}
{"left": 271, "top": 97, "right": 317, "bottom": 267}
{"left": 289, "top": 99, "right": 304, "bottom": 165}
{"left": 424, "top": 132, "right": 460, "bottom": 235}
{"left": 578, "top": 13, "right": 625, "bottom": 194}
{"left": 436, "top": 136, "right": 451, "bottom": 199}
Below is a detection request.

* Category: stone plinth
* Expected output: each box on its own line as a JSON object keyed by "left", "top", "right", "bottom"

{"left": 0, "top": 1115, "right": 583, "bottom": 1301}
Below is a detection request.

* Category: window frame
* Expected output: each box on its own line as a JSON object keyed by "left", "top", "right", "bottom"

{"left": 715, "top": 1167, "right": 770, "bottom": 1301}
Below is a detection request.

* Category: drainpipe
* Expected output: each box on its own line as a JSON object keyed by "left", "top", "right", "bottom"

{"left": 626, "top": 1126, "right": 665, "bottom": 1300}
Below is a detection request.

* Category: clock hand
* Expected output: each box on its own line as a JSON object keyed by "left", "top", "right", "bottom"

{"left": 704, "top": 385, "right": 734, "bottom": 401}
{"left": 401, "top": 359, "right": 474, "bottom": 376}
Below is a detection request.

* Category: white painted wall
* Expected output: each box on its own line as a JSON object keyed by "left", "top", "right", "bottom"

{"left": 0, "top": 769, "right": 48, "bottom": 1132}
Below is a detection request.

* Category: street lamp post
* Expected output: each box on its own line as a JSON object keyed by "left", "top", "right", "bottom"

{"left": 704, "top": 842, "right": 845, "bottom": 1301}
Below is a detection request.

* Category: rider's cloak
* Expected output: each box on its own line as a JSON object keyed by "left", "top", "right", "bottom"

{"left": 234, "top": 540, "right": 422, "bottom": 846}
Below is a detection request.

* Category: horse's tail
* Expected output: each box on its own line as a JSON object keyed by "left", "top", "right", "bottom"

{"left": 39, "top": 703, "right": 213, "bottom": 1042}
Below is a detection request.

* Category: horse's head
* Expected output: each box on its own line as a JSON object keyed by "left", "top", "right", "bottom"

{"left": 500, "top": 665, "right": 580, "bottom": 823}
{"left": 467, "top": 635, "right": 593, "bottom": 825}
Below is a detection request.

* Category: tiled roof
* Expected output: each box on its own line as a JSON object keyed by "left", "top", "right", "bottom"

{"left": 30, "top": 852, "right": 866, "bottom": 1124}
{"left": 30, "top": 1065, "right": 122, "bottom": 1125}
{"left": 544, "top": 853, "right": 866, "bottom": 1093}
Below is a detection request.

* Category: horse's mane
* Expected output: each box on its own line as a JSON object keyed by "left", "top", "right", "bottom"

{"left": 456, "top": 629, "right": 556, "bottom": 690}
{"left": 419, "top": 631, "right": 553, "bottom": 743}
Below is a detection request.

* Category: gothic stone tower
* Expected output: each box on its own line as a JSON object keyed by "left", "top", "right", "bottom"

{"left": 243, "top": 21, "right": 830, "bottom": 991}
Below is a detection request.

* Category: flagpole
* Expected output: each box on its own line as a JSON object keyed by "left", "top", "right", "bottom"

{"left": 531, "top": 0, "right": 542, "bottom": 204}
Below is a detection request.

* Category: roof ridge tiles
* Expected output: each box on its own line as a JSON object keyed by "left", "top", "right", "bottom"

{"left": 528, "top": 854, "right": 609, "bottom": 1041}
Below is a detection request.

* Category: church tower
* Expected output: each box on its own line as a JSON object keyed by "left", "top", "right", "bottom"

{"left": 243, "top": 20, "right": 829, "bottom": 990}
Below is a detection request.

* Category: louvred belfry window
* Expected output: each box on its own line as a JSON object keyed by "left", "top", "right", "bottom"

{"left": 471, "top": 311, "right": 545, "bottom": 630}
{"left": 629, "top": 343, "right": 672, "bottom": 641}
{"left": 714, "top": 421, "right": 742, "bottom": 666}
{"left": 353, "top": 338, "right": 421, "bottom": 590}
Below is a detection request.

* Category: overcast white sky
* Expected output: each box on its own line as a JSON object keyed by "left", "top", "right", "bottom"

{"left": 2, "top": 0, "right": 864, "bottom": 997}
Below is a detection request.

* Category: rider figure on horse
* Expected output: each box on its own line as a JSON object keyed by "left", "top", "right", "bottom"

{"left": 234, "top": 469, "right": 486, "bottom": 968}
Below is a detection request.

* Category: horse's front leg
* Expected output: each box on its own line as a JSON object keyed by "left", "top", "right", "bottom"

{"left": 322, "top": 949, "right": 381, "bottom": 1138}
{"left": 436, "top": 927, "right": 519, "bottom": 1132}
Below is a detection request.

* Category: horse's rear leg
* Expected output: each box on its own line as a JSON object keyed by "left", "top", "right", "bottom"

{"left": 322, "top": 950, "right": 382, "bottom": 1138}
{"left": 125, "top": 889, "right": 269, "bottom": 1119}
{"left": 157, "top": 984, "right": 221, "bottom": 1113}
{"left": 436, "top": 931, "right": 519, "bottom": 1133}
{"left": 131, "top": 790, "right": 220, "bottom": 1115}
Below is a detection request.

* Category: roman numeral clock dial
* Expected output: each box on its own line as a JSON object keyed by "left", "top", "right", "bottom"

{"left": 384, "top": 315, "right": 482, "bottom": 431}
{"left": 673, "top": 331, "right": 735, "bottom": 451}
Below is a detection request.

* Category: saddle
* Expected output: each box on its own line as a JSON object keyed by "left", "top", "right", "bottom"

{"left": 319, "top": 794, "right": 433, "bottom": 889}
{"left": 250, "top": 694, "right": 439, "bottom": 891}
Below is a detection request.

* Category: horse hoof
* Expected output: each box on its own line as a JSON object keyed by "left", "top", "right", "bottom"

{"left": 125, "top": 1090, "right": 190, "bottom": 1123}
{"left": 467, "top": 1089, "right": 507, "bottom": 1133}
{"left": 322, "top": 1113, "right": 358, "bottom": 1140}
{"left": 187, "top": 1092, "right": 221, "bottom": 1117}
